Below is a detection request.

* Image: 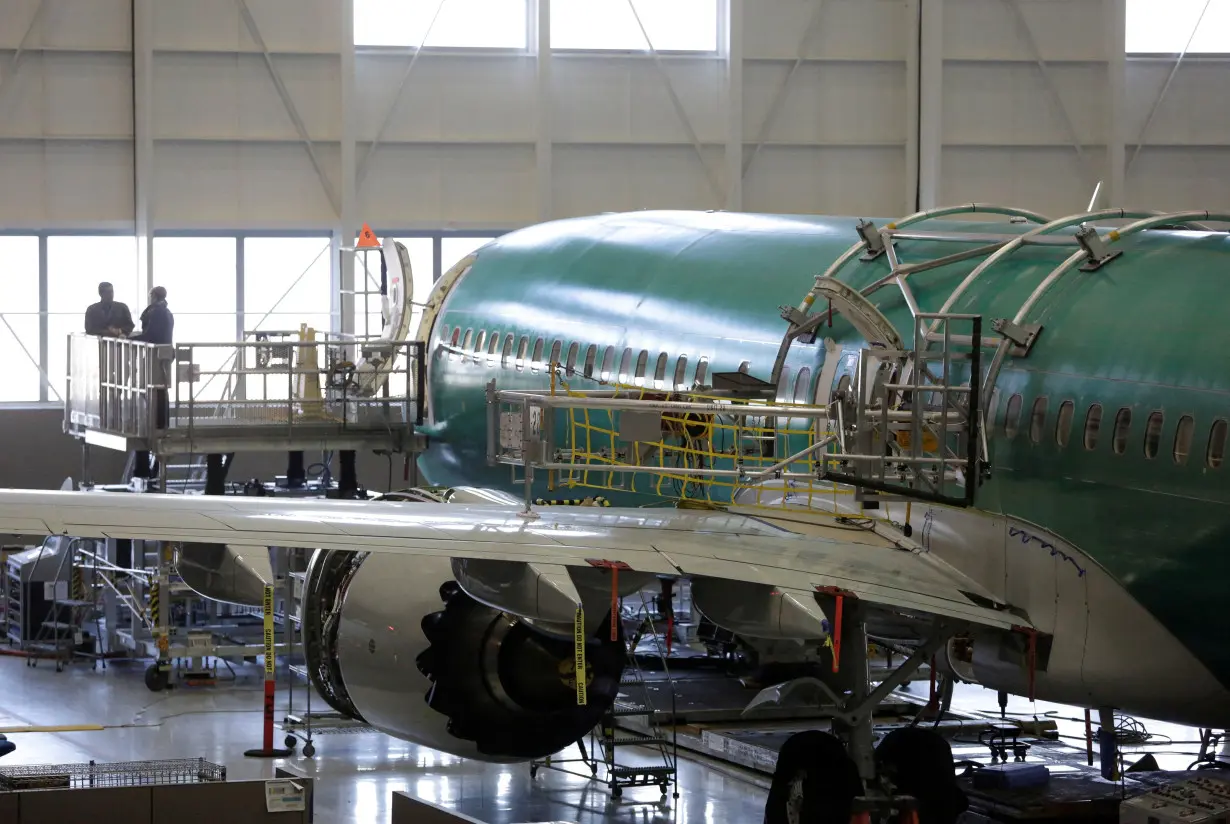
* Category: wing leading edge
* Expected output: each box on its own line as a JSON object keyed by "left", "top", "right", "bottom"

{"left": 0, "top": 489, "right": 1027, "bottom": 631}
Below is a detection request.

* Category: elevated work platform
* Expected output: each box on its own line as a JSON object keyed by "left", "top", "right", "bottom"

{"left": 63, "top": 331, "right": 426, "bottom": 458}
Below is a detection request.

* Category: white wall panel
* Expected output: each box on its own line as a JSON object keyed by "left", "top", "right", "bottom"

{"left": 358, "top": 144, "right": 536, "bottom": 228}
{"left": 743, "top": 147, "right": 907, "bottom": 217}
{"left": 944, "top": 0, "right": 1109, "bottom": 62}
{"left": 553, "top": 145, "right": 722, "bottom": 215}
{"left": 743, "top": 61, "right": 907, "bottom": 146}
{"left": 354, "top": 54, "right": 536, "bottom": 143}
{"left": 152, "top": 0, "right": 341, "bottom": 53}
{"left": 153, "top": 142, "right": 339, "bottom": 228}
{"left": 1124, "top": 148, "right": 1230, "bottom": 211}
{"left": 743, "top": 0, "right": 907, "bottom": 62}
{"left": 551, "top": 57, "right": 727, "bottom": 145}
{"left": 940, "top": 147, "right": 1107, "bottom": 218}
{"left": 0, "top": 52, "right": 133, "bottom": 139}
{"left": 0, "top": 140, "right": 133, "bottom": 228}
{"left": 6, "top": 0, "right": 133, "bottom": 51}
{"left": 153, "top": 52, "right": 341, "bottom": 141}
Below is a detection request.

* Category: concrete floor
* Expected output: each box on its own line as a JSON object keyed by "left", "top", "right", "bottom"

{"left": 0, "top": 653, "right": 768, "bottom": 823}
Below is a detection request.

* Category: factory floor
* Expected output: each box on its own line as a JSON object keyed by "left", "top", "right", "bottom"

{"left": 0, "top": 654, "right": 768, "bottom": 824}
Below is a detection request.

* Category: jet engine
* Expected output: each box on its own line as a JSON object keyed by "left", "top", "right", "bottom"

{"left": 300, "top": 547, "right": 627, "bottom": 761}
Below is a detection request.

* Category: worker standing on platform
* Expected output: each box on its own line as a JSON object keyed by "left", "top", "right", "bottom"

{"left": 130, "top": 285, "right": 174, "bottom": 344}
{"left": 84, "top": 281, "right": 134, "bottom": 337}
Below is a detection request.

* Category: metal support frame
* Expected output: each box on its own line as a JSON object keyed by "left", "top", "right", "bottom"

{"left": 534, "top": 0, "right": 554, "bottom": 220}
{"left": 723, "top": 0, "right": 743, "bottom": 210}
{"left": 235, "top": 0, "right": 340, "bottom": 216}
{"left": 0, "top": 0, "right": 46, "bottom": 113}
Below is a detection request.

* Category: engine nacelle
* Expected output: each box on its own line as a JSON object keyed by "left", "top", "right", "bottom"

{"left": 302, "top": 548, "right": 626, "bottom": 761}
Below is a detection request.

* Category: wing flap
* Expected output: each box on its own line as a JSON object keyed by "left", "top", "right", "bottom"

{"left": 0, "top": 490, "right": 1025, "bottom": 630}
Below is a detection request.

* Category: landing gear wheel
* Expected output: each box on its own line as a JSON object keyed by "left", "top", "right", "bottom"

{"left": 875, "top": 727, "right": 968, "bottom": 824}
{"left": 144, "top": 663, "right": 169, "bottom": 692}
{"left": 764, "top": 731, "right": 862, "bottom": 824}
{"left": 302, "top": 742, "right": 316, "bottom": 758}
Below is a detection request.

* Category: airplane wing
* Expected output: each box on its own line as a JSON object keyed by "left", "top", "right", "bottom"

{"left": 0, "top": 489, "right": 1026, "bottom": 631}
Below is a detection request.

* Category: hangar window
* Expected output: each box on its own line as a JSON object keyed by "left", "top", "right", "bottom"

{"left": 1112, "top": 408, "right": 1133, "bottom": 455}
{"left": 1209, "top": 419, "right": 1228, "bottom": 469}
{"left": 653, "top": 352, "right": 669, "bottom": 389}
{"left": 515, "top": 336, "right": 529, "bottom": 371}
{"left": 0, "top": 236, "right": 41, "bottom": 402}
{"left": 1126, "top": 0, "right": 1230, "bottom": 54}
{"left": 530, "top": 337, "right": 545, "bottom": 373}
{"left": 1084, "top": 404, "right": 1104, "bottom": 450}
{"left": 794, "top": 367, "right": 812, "bottom": 404}
{"left": 694, "top": 357, "right": 708, "bottom": 387}
{"left": 565, "top": 341, "right": 580, "bottom": 375}
{"left": 1003, "top": 394, "right": 1023, "bottom": 439}
{"left": 1055, "top": 400, "right": 1075, "bottom": 448}
{"left": 634, "top": 350, "right": 649, "bottom": 386}
{"left": 673, "top": 356, "right": 688, "bottom": 389}
{"left": 1143, "top": 411, "right": 1164, "bottom": 459}
{"left": 501, "top": 335, "right": 514, "bottom": 367}
{"left": 1174, "top": 415, "right": 1195, "bottom": 465}
{"left": 1029, "top": 396, "right": 1049, "bottom": 444}
{"left": 551, "top": 0, "right": 718, "bottom": 52}
{"left": 600, "top": 346, "right": 615, "bottom": 381}
{"left": 617, "top": 347, "right": 633, "bottom": 382}
{"left": 583, "top": 344, "right": 598, "bottom": 378}
{"left": 354, "top": 0, "right": 529, "bottom": 49}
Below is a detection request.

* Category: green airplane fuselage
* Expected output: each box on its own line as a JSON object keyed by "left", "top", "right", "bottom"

{"left": 415, "top": 210, "right": 1230, "bottom": 695}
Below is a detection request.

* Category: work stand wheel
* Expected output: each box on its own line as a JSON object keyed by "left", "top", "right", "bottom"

{"left": 302, "top": 742, "right": 316, "bottom": 758}
{"left": 875, "top": 727, "right": 968, "bottom": 824}
{"left": 144, "top": 663, "right": 170, "bottom": 692}
{"left": 764, "top": 731, "right": 862, "bottom": 824}
{"left": 284, "top": 735, "right": 298, "bottom": 750}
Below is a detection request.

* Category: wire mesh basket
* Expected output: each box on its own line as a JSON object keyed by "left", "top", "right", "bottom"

{"left": 0, "top": 758, "right": 226, "bottom": 792}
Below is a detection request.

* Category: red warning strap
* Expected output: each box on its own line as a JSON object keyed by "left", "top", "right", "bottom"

{"left": 1012, "top": 625, "right": 1039, "bottom": 702}
{"left": 816, "top": 586, "right": 857, "bottom": 673}
{"left": 587, "top": 560, "right": 631, "bottom": 641}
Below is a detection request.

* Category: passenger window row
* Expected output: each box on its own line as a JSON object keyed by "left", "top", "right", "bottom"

{"left": 1000, "top": 391, "right": 1226, "bottom": 469}
{"left": 437, "top": 324, "right": 712, "bottom": 390}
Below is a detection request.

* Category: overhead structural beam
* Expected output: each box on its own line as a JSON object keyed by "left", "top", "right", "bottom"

{"left": 338, "top": 0, "right": 357, "bottom": 339}
{"left": 742, "top": 0, "right": 825, "bottom": 181}
{"left": 723, "top": 0, "right": 743, "bottom": 210}
{"left": 1004, "top": 0, "right": 1096, "bottom": 186}
{"left": 235, "top": 0, "right": 340, "bottom": 217}
{"left": 0, "top": 0, "right": 46, "bottom": 113}
{"left": 1125, "top": 0, "right": 1212, "bottom": 175}
{"left": 1104, "top": 0, "right": 1126, "bottom": 205}
{"left": 133, "top": 0, "right": 155, "bottom": 294}
{"left": 356, "top": 0, "right": 447, "bottom": 193}
{"left": 917, "top": 0, "right": 944, "bottom": 210}
{"left": 626, "top": 0, "right": 724, "bottom": 206}
{"left": 535, "top": 0, "right": 553, "bottom": 221}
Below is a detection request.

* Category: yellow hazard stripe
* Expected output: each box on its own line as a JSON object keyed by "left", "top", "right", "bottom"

{"left": 574, "top": 605, "right": 587, "bottom": 706}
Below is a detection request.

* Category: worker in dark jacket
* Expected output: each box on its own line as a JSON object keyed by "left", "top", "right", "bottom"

{"left": 131, "top": 286, "right": 174, "bottom": 344}
{"left": 84, "top": 281, "right": 134, "bottom": 337}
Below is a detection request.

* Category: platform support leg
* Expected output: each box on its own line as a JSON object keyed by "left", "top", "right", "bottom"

{"left": 1097, "top": 706, "right": 1119, "bottom": 781}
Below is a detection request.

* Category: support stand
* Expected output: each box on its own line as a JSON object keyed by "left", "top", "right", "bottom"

{"left": 245, "top": 584, "right": 292, "bottom": 758}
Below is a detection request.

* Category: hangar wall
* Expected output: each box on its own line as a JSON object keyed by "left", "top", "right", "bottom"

{"left": 0, "top": 0, "right": 1226, "bottom": 490}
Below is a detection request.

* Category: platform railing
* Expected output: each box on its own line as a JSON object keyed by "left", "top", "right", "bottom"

{"left": 64, "top": 333, "right": 425, "bottom": 449}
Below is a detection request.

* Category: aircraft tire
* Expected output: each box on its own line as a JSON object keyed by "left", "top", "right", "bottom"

{"left": 763, "top": 731, "right": 862, "bottom": 824}
{"left": 875, "top": 727, "right": 968, "bottom": 824}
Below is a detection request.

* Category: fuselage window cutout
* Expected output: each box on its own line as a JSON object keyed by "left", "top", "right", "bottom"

{"left": 501, "top": 335, "right": 514, "bottom": 368}
{"left": 599, "top": 346, "right": 615, "bottom": 381}
{"left": 1112, "top": 407, "right": 1133, "bottom": 455}
{"left": 439, "top": 324, "right": 450, "bottom": 345}
{"left": 794, "top": 367, "right": 812, "bottom": 404}
{"left": 530, "top": 337, "right": 545, "bottom": 374}
{"left": 673, "top": 355, "right": 688, "bottom": 389}
{"left": 1029, "top": 396, "right": 1048, "bottom": 444}
{"left": 460, "top": 329, "right": 474, "bottom": 363}
{"left": 1208, "top": 419, "right": 1227, "bottom": 469}
{"left": 738, "top": 360, "right": 750, "bottom": 374}
{"left": 565, "top": 342, "right": 580, "bottom": 376}
{"left": 473, "top": 330, "right": 486, "bottom": 363}
{"left": 583, "top": 344, "right": 597, "bottom": 379}
{"left": 1084, "top": 404, "right": 1103, "bottom": 450}
{"left": 548, "top": 340, "right": 562, "bottom": 372}
{"left": 617, "top": 347, "right": 633, "bottom": 383}
{"left": 515, "top": 336, "right": 529, "bottom": 372}
{"left": 438, "top": 325, "right": 452, "bottom": 360}
{"left": 1004, "top": 394, "right": 1023, "bottom": 440}
{"left": 986, "top": 388, "right": 1001, "bottom": 434}
{"left": 1174, "top": 415, "right": 1195, "bottom": 465}
{"left": 834, "top": 374, "right": 852, "bottom": 403}
{"left": 1055, "top": 400, "right": 1074, "bottom": 448}
{"left": 653, "top": 352, "right": 669, "bottom": 389}
{"left": 634, "top": 350, "right": 649, "bottom": 386}
{"left": 694, "top": 357, "right": 709, "bottom": 388}
{"left": 776, "top": 366, "right": 792, "bottom": 402}
{"left": 487, "top": 332, "right": 501, "bottom": 367}
{"left": 1143, "top": 411, "right": 1164, "bottom": 460}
